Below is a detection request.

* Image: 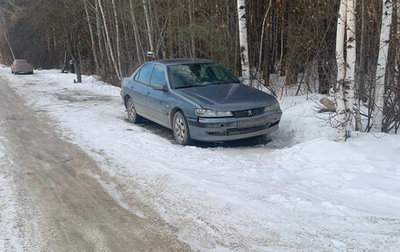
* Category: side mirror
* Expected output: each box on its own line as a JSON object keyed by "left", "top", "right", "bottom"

{"left": 152, "top": 83, "right": 167, "bottom": 91}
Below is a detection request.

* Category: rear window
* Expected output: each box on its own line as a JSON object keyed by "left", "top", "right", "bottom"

{"left": 16, "top": 60, "right": 28, "bottom": 64}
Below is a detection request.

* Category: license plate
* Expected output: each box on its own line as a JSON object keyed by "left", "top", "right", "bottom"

{"left": 237, "top": 117, "right": 267, "bottom": 129}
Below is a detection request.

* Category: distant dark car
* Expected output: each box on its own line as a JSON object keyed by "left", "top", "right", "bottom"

{"left": 120, "top": 59, "right": 282, "bottom": 145}
{"left": 11, "top": 59, "right": 34, "bottom": 74}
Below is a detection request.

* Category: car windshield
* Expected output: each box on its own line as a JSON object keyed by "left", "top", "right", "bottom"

{"left": 167, "top": 63, "right": 239, "bottom": 89}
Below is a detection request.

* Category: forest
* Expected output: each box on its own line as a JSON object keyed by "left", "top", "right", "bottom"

{"left": 0, "top": 0, "right": 398, "bottom": 138}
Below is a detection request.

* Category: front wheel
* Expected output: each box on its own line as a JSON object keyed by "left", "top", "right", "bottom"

{"left": 172, "top": 111, "right": 192, "bottom": 145}
{"left": 126, "top": 97, "right": 142, "bottom": 124}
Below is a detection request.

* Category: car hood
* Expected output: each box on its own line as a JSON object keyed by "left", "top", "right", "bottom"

{"left": 174, "top": 83, "right": 277, "bottom": 111}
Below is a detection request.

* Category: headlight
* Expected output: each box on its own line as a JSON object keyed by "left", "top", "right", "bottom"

{"left": 195, "top": 108, "right": 233, "bottom": 117}
{"left": 264, "top": 101, "right": 280, "bottom": 112}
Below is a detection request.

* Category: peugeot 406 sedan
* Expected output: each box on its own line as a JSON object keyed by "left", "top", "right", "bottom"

{"left": 120, "top": 59, "right": 282, "bottom": 145}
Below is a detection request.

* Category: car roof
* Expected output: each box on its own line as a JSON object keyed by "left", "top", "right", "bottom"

{"left": 149, "top": 58, "right": 216, "bottom": 65}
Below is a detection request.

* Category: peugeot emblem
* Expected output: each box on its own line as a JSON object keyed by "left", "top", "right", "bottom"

{"left": 247, "top": 109, "right": 253, "bottom": 117}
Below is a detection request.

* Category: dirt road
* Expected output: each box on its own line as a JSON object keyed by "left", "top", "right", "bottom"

{"left": 0, "top": 77, "right": 190, "bottom": 251}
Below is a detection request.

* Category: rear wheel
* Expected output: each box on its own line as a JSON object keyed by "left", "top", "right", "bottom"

{"left": 126, "top": 97, "right": 142, "bottom": 124}
{"left": 172, "top": 111, "right": 192, "bottom": 145}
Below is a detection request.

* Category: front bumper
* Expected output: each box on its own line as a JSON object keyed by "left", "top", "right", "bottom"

{"left": 187, "top": 109, "right": 282, "bottom": 142}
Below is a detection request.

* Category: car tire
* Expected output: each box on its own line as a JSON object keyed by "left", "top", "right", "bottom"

{"left": 126, "top": 97, "right": 142, "bottom": 124}
{"left": 172, "top": 111, "right": 192, "bottom": 145}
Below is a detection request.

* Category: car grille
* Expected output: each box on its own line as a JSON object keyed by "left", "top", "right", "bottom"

{"left": 232, "top": 107, "right": 264, "bottom": 118}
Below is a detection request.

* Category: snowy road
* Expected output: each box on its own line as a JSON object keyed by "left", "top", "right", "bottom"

{"left": 1, "top": 68, "right": 400, "bottom": 251}
{"left": 0, "top": 76, "right": 189, "bottom": 251}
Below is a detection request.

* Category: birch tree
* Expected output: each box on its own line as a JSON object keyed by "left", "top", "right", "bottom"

{"left": 335, "top": 0, "right": 348, "bottom": 141}
{"left": 97, "top": 0, "right": 121, "bottom": 79}
{"left": 83, "top": 0, "right": 99, "bottom": 72}
{"left": 372, "top": 0, "right": 393, "bottom": 132}
{"left": 111, "top": 0, "right": 122, "bottom": 77}
{"left": 236, "top": 0, "right": 251, "bottom": 86}
{"left": 143, "top": 0, "right": 155, "bottom": 57}
{"left": 344, "top": 0, "right": 356, "bottom": 135}
{"left": 95, "top": 0, "right": 105, "bottom": 63}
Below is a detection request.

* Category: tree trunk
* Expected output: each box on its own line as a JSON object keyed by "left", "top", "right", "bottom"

{"left": 335, "top": 0, "right": 348, "bottom": 142}
{"left": 142, "top": 0, "right": 155, "bottom": 57}
{"left": 111, "top": 0, "right": 122, "bottom": 77}
{"left": 344, "top": 0, "right": 356, "bottom": 136}
{"left": 95, "top": 0, "right": 105, "bottom": 64}
{"left": 97, "top": 0, "right": 121, "bottom": 79}
{"left": 258, "top": 0, "right": 272, "bottom": 89}
{"left": 0, "top": 13, "right": 15, "bottom": 60}
{"left": 83, "top": 0, "right": 99, "bottom": 73}
{"left": 355, "top": 0, "right": 366, "bottom": 131}
{"left": 236, "top": 0, "right": 251, "bottom": 86}
{"left": 129, "top": 0, "right": 144, "bottom": 65}
{"left": 66, "top": 34, "right": 81, "bottom": 83}
{"left": 188, "top": 0, "right": 196, "bottom": 58}
{"left": 372, "top": 0, "right": 393, "bottom": 132}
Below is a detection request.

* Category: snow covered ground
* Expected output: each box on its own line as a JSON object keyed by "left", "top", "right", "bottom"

{"left": 1, "top": 67, "right": 400, "bottom": 251}
{"left": 0, "top": 137, "right": 24, "bottom": 251}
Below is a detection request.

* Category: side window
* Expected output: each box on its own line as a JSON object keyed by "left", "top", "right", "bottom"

{"left": 150, "top": 65, "right": 166, "bottom": 87}
{"left": 137, "top": 63, "right": 153, "bottom": 85}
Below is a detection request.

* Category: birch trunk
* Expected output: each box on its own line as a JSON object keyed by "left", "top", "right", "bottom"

{"left": 344, "top": 0, "right": 356, "bottom": 136}
{"left": 142, "top": 0, "right": 155, "bottom": 57}
{"left": 95, "top": 0, "right": 105, "bottom": 63}
{"left": 236, "top": 0, "right": 251, "bottom": 86}
{"left": 111, "top": 0, "right": 122, "bottom": 77}
{"left": 83, "top": 0, "right": 100, "bottom": 72}
{"left": 372, "top": 0, "right": 393, "bottom": 132}
{"left": 97, "top": 0, "right": 121, "bottom": 79}
{"left": 335, "top": 0, "right": 348, "bottom": 141}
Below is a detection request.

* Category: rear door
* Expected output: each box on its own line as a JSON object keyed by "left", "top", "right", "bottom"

{"left": 128, "top": 63, "right": 154, "bottom": 116}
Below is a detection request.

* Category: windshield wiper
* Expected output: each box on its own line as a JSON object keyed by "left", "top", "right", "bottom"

{"left": 205, "top": 81, "right": 239, "bottom": 85}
